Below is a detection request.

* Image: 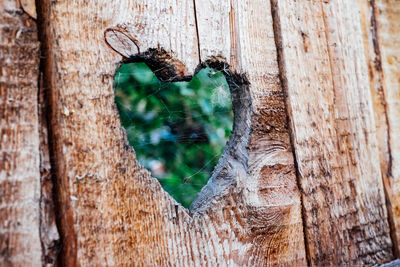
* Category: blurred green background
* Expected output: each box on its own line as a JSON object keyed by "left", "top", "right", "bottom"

{"left": 114, "top": 62, "right": 233, "bottom": 208}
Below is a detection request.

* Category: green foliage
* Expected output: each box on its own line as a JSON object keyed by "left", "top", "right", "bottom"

{"left": 114, "top": 62, "right": 233, "bottom": 208}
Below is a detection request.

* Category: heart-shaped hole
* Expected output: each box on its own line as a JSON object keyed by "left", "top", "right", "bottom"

{"left": 115, "top": 62, "right": 233, "bottom": 208}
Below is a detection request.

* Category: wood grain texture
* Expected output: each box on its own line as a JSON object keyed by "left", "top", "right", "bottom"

{"left": 272, "top": 0, "right": 394, "bottom": 265}
{"left": 38, "top": 0, "right": 307, "bottom": 265}
{"left": 33, "top": 0, "right": 400, "bottom": 265}
{"left": 0, "top": 0, "right": 42, "bottom": 265}
{"left": 359, "top": 0, "right": 400, "bottom": 255}
{"left": 195, "top": 0, "right": 307, "bottom": 265}
{"left": 375, "top": 0, "right": 400, "bottom": 251}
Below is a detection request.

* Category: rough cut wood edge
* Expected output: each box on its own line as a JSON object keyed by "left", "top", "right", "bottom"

{"left": 357, "top": 0, "right": 400, "bottom": 256}
{"left": 194, "top": 0, "right": 307, "bottom": 265}
{"left": 272, "top": 0, "right": 394, "bottom": 265}
{"left": 38, "top": 0, "right": 310, "bottom": 265}
{"left": 0, "top": 0, "right": 42, "bottom": 265}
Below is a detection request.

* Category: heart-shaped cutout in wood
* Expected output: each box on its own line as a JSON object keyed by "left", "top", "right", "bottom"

{"left": 114, "top": 61, "right": 234, "bottom": 208}
{"left": 106, "top": 28, "right": 252, "bottom": 211}
{"left": 105, "top": 28, "right": 255, "bottom": 214}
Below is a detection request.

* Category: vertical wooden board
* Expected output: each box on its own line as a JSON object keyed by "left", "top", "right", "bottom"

{"left": 357, "top": 0, "right": 400, "bottom": 255}
{"left": 272, "top": 0, "right": 393, "bottom": 265}
{"left": 194, "top": 0, "right": 231, "bottom": 62}
{"left": 0, "top": 0, "right": 42, "bottom": 265}
{"left": 374, "top": 0, "right": 400, "bottom": 253}
{"left": 195, "top": 0, "right": 307, "bottom": 265}
{"left": 39, "top": 1, "right": 202, "bottom": 265}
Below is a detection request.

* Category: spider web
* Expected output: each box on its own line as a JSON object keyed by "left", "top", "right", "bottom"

{"left": 114, "top": 62, "right": 235, "bottom": 208}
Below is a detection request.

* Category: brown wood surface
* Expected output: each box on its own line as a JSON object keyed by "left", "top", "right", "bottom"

{"left": 195, "top": 0, "right": 307, "bottom": 265}
{"left": 0, "top": 0, "right": 42, "bottom": 265}
{"left": 272, "top": 0, "right": 394, "bottom": 265}
{"left": 37, "top": 0, "right": 310, "bottom": 264}
{"left": 358, "top": 0, "right": 400, "bottom": 256}
{"left": 1, "top": 0, "right": 400, "bottom": 266}
{"left": 373, "top": 0, "right": 400, "bottom": 254}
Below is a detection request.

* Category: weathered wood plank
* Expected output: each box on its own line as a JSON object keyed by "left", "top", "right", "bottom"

{"left": 38, "top": 1, "right": 201, "bottom": 265}
{"left": 195, "top": 0, "right": 307, "bottom": 265}
{"left": 0, "top": 0, "right": 42, "bottom": 265}
{"left": 359, "top": 0, "right": 400, "bottom": 255}
{"left": 376, "top": 0, "right": 400, "bottom": 254}
{"left": 272, "top": 0, "right": 394, "bottom": 265}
